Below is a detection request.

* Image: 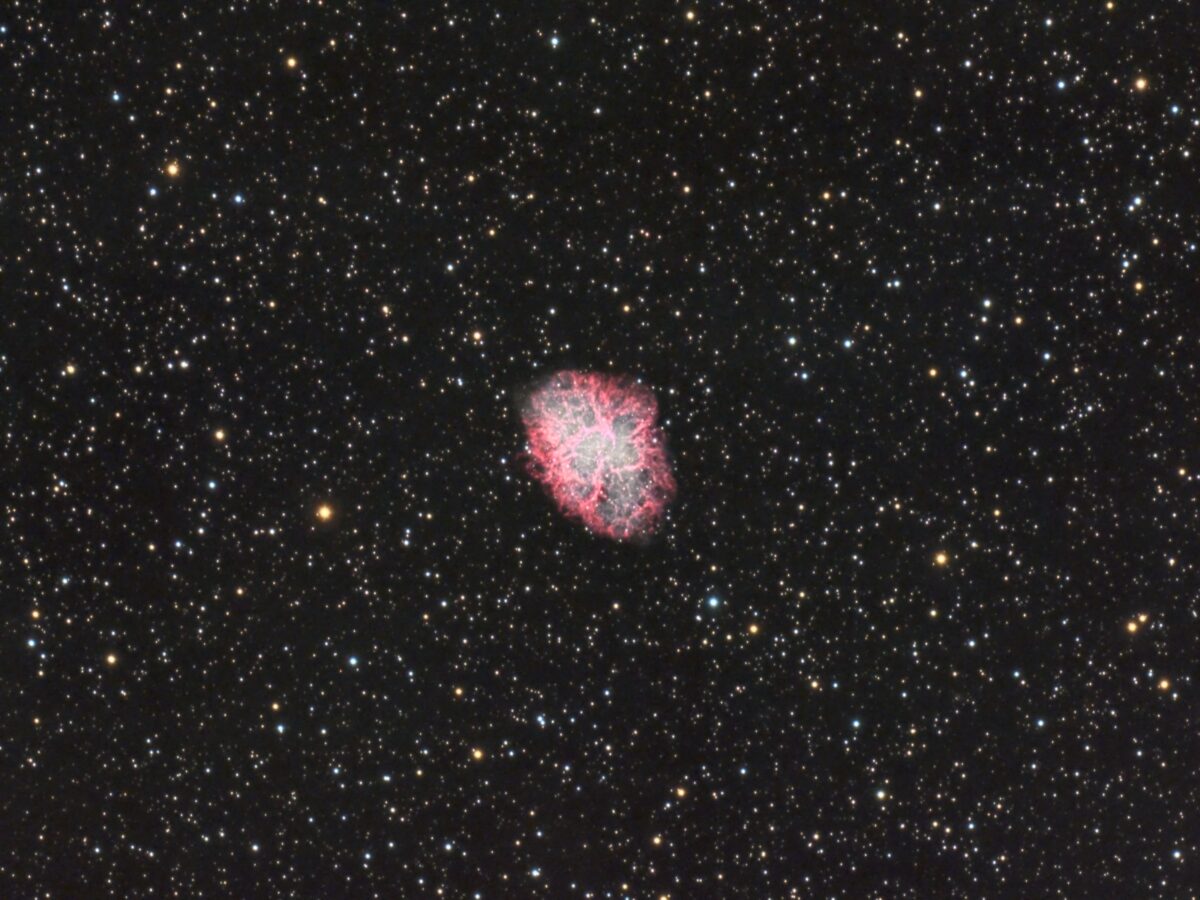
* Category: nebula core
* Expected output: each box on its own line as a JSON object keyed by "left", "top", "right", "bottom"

{"left": 518, "top": 370, "right": 676, "bottom": 541}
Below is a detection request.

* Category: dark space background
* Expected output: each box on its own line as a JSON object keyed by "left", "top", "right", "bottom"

{"left": 2, "top": 1, "right": 1198, "bottom": 897}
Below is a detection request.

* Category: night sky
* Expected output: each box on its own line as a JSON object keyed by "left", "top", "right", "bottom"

{"left": 4, "top": 2, "right": 1198, "bottom": 897}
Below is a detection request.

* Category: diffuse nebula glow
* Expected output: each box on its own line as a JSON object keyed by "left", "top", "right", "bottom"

{"left": 518, "top": 370, "right": 676, "bottom": 542}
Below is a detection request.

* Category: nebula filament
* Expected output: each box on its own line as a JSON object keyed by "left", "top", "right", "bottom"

{"left": 518, "top": 370, "right": 676, "bottom": 542}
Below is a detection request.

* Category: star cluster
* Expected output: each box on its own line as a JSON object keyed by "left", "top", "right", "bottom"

{"left": 2, "top": 1, "right": 1197, "bottom": 897}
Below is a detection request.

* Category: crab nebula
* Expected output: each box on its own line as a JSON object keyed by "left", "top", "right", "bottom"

{"left": 518, "top": 370, "right": 676, "bottom": 542}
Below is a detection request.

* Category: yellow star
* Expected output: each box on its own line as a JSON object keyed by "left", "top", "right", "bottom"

{"left": 316, "top": 504, "right": 334, "bottom": 521}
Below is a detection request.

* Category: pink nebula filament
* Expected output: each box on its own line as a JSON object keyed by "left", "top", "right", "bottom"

{"left": 518, "top": 370, "right": 676, "bottom": 541}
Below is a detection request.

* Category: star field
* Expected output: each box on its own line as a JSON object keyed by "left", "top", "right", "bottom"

{"left": 2, "top": 1, "right": 1198, "bottom": 897}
